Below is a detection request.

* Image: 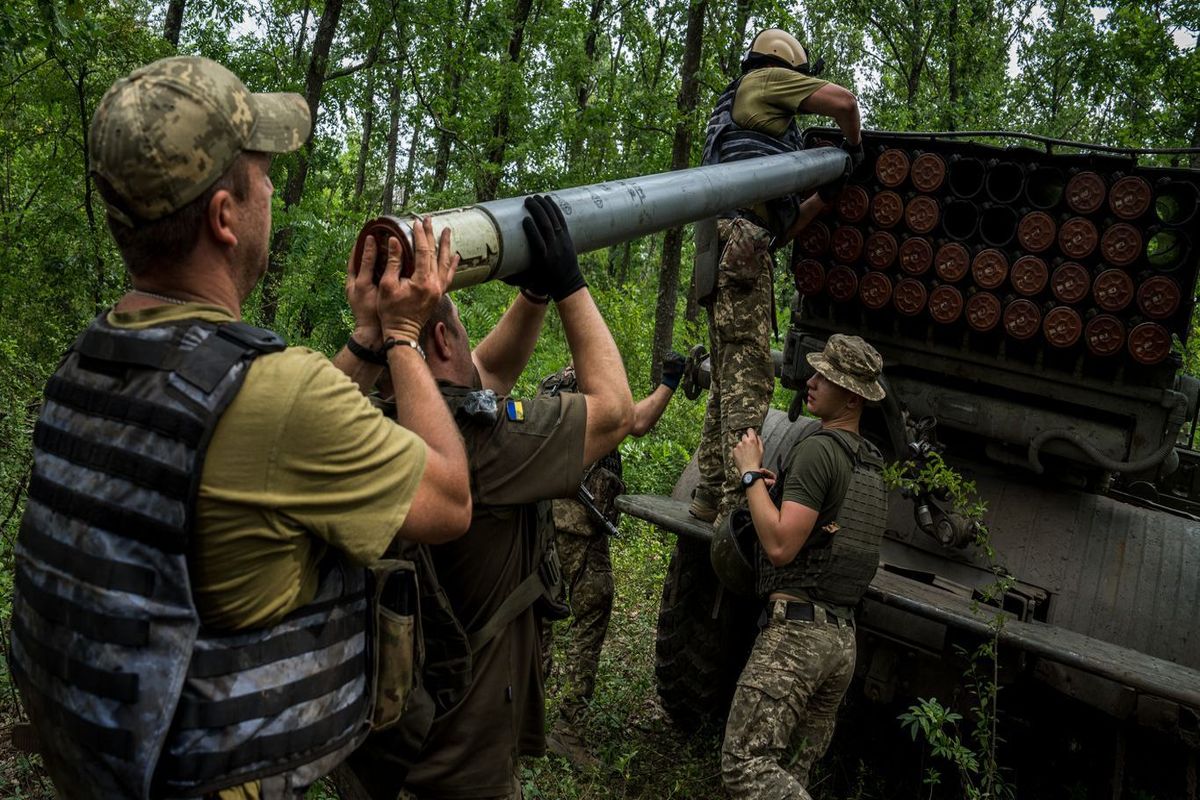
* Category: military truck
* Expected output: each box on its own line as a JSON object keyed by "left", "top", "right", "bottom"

{"left": 618, "top": 129, "right": 1200, "bottom": 787}
{"left": 354, "top": 134, "right": 1199, "bottom": 788}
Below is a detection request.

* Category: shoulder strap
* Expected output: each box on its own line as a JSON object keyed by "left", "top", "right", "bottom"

{"left": 466, "top": 570, "right": 545, "bottom": 653}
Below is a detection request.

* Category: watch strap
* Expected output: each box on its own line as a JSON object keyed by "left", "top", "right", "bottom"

{"left": 347, "top": 335, "right": 386, "bottom": 365}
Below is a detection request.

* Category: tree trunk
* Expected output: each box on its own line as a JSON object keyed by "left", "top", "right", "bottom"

{"left": 294, "top": 0, "right": 311, "bottom": 63}
{"left": 476, "top": 0, "right": 535, "bottom": 201}
{"left": 566, "top": 0, "right": 608, "bottom": 176}
{"left": 724, "top": 0, "right": 753, "bottom": 79}
{"left": 945, "top": 0, "right": 958, "bottom": 130}
{"left": 400, "top": 114, "right": 422, "bottom": 209}
{"left": 163, "top": 0, "right": 186, "bottom": 47}
{"left": 67, "top": 64, "right": 105, "bottom": 310}
{"left": 263, "top": 0, "right": 346, "bottom": 325}
{"left": 381, "top": 76, "right": 403, "bottom": 214}
{"left": 432, "top": 0, "right": 475, "bottom": 194}
{"left": 353, "top": 65, "right": 377, "bottom": 202}
{"left": 651, "top": 0, "right": 706, "bottom": 387}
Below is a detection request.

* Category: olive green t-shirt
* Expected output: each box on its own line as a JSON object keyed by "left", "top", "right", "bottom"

{"left": 732, "top": 66, "right": 830, "bottom": 139}
{"left": 107, "top": 304, "right": 428, "bottom": 629}
{"left": 781, "top": 431, "right": 856, "bottom": 527}
{"left": 401, "top": 385, "right": 587, "bottom": 799}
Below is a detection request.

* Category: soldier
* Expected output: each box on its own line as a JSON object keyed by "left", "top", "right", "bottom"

{"left": 716, "top": 334, "right": 888, "bottom": 799}
{"left": 8, "top": 56, "right": 472, "bottom": 799}
{"left": 348, "top": 195, "right": 634, "bottom": 799}
{"left": 538, "top": 350, "right": 687, "bottom": 767}
{"left": 690, "top": 28, "right": 863, "bottom": 526}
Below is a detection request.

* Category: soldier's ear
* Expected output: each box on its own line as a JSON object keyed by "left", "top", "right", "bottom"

{"left": 432, "top": 321, "right": 456, "bottom": 360}
{"left": 207, "top": 189, "right": 238, "bottom": 249}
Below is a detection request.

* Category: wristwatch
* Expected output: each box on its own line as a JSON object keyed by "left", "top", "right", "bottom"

{"left": 740, "top": 470, "right": 765, "bottom": 490}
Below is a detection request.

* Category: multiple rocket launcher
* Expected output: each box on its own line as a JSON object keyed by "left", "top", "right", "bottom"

{"left": 352, "top": 128, "right": 1197, "bottom": 373}
{"left": 792, "top": 131, "right": 1198, "bottom": 369}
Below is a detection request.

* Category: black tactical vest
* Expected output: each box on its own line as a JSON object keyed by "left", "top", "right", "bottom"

{"left": 756, "top": 428, "right": 889, "bottom": 607}
{"left": 702, "top": 73, "right": 807, "bottom": 239}
{"left": 11, "top": 315, "right": 371, "bottom": 799}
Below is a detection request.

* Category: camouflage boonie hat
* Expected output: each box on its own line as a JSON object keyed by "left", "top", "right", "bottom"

{"left": 89, "top": 56, "right": 311, "bottom": 225}
{"left": 806, "top": 334, "right": 886, "bottom": 401}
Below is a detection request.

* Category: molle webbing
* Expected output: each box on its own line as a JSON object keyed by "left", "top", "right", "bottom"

{"left": 12, "top": 316, "right": 370, "bottom": 799}
{"left": 701, "top": 77, "right": 806, "bottom": 238}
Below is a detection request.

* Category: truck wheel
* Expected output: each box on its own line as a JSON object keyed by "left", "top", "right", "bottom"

{"left": 654, "top": 535, "right": 758, "bottom": 727}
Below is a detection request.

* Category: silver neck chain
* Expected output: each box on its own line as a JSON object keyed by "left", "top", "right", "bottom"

{"left": 130, "top": 289, "right": 190, "bottom": 306}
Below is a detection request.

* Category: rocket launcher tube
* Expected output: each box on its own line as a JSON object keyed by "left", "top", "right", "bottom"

{"left": 353, "top": 147, "right": 850, "bottom": 290}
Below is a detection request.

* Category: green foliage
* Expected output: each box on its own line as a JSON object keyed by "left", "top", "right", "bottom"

{"left": 0, "top": 0, "right": 1197, "bottom": 795}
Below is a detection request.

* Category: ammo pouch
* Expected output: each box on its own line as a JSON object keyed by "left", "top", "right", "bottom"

{"left": 367, "top": 559, "right": 421, "bottom": 731}
{"left": 534, "top": 526, "right": 571, "bottom": 621}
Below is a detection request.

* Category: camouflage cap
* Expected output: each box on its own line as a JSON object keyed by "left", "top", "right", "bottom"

{"left": 89, "top": 56, "right": 311, "bottom": 225}
{"left": 806, "top": 334, "right": 886, "bottom": 401}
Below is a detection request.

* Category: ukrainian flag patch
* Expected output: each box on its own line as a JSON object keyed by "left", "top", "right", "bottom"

{"left": 506, "top": 399, "right": 525, "bottom": 422}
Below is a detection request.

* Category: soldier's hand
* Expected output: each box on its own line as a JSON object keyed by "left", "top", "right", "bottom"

{"left": 817, "top": 165, "right": 849, "bottom": 204}
{"left": 842, "top": 138, "right": 865, "bottom": 169}
{"left": 377, "top": 217, "right": 459, "bottom": 343}
{"left": 346, "top": 235, "right": 384, "bottom": 347}
{"left": 732, "top": 429, "right": 765, "bottom": 473}
{"left": 522, "top": 195, "right": 585, "bottom": 302}
{"left": 661, "top": 350, "right": 686, "bottom": 390}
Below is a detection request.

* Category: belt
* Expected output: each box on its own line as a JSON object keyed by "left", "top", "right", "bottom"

{"left": 772, "top": 599, "right": 850, "bottom": 627}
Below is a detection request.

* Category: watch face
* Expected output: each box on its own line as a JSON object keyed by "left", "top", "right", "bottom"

{"left": 742, "top": 471, "right": 757, "bottom": 487}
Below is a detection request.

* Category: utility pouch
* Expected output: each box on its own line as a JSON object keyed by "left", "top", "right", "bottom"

{"left": 533, "top": 501, "right": 571, "bottom": 621}
{"left": 368, "top": 558, "right": 421, "bottom": 731}
{"left": 694, "top": 216, "right": 720, "bottom": 306}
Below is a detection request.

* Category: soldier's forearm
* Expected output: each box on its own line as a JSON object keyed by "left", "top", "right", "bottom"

{"left": 473, "top": 293, "right": 548, "bottom": 395}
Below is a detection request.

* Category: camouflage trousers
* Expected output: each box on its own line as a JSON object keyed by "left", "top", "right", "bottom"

{"left": 721, "top": 600, "right": 857, "bottom": 800}
{"left": 541, "top": 525, "right": 614, "bottom": 724}
{"left": 695, "top": 217, "right": 776, "bottom": 524}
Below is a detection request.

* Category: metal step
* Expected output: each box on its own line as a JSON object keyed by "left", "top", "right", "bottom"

{"left": 618, "top": 493, "right": 1200, "bottom": 712}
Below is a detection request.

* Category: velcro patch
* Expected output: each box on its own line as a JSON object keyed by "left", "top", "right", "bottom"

{"left": 506, "top": 399, "right": 525, "bottom": 422}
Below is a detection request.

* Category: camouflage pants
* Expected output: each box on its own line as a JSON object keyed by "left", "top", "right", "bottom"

{"left": 721, "top": 600, "right": 856, "bottom": 800}
{"left": 696, "top": 217, "right": 776, "bottom": 524}
{"left": 541, "top": 525, "right": 614, "bottom": 724}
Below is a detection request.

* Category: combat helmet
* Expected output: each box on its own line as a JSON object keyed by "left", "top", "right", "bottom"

{"left": 745, "top": 28, "right": 824, "bottom": 76}
{"left": 709, "top": 508, "right": 758, "bottom": 596}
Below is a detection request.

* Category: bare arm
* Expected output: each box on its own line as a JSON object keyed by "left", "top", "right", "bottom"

{"left": 557, "top": 288, "right": 633, "bottom": 464}
{"left": 745, "top": 483, "right": 819, "bottom": 566}
{"left": 733, "top": 429, "right": 818, "bottom": 566}
{"left": 782, "top": 193, "right": 831, "bottom": 245}
{"left": 800, "top": 83, "right": 861, "bottom": 145}
{"left": 375, "top": 222, "right": 472, "bottom": 543}
{"left": 472, "top": 293, "right": 549, "bottom": 395}
{"left": 629, "top": 384, "right": 674, "bottom": 437}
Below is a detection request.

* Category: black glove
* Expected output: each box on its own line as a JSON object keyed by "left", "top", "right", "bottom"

{"left": 522, "top": 195, "right": 586, "bottom": 302}
{"left": 661, "top": 350, "right": 686, "bottom": 390}
{"left": 842, "top": 138, "right": 865, "bottom": 169}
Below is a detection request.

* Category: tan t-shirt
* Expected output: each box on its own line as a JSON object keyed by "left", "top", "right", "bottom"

{"left": 107, "top": 303, "right": 428, "bottom": 629}
{"left": 109, "top": 303, "right": 427, "bottom": 800}
{"left": 732, "top": 66, "right": 829, "bottom": 139}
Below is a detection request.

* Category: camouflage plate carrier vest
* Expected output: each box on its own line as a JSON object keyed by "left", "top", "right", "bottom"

{"left": 701, "top": 73, "right": 807, "bottom": 240}
{"left": 757, "top": 428, "right": 889, "bottom": 607}
{"left": 538, "top": 366, "right": 624, "bottom": 535}
{"left": 10, "top": 316, "right": 371, "bottom": 799}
